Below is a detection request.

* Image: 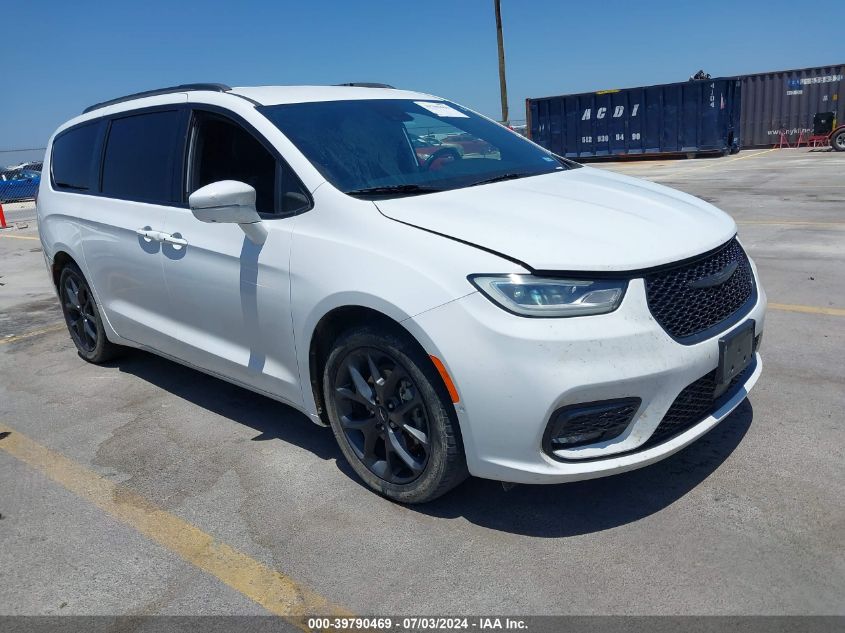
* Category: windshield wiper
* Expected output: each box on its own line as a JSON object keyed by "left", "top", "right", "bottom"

{"left": 345, "top": 184, "right": 443, "bottom": 197}
{"left": 468, "top": 172, "right": 529, "bottom": 187}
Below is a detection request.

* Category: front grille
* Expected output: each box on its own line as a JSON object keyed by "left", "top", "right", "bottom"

{"left": 645, "top": 238, "right": 754, "bottom": 340}
{"left": 642, "top": 358, "right": 756, "bottom": 449}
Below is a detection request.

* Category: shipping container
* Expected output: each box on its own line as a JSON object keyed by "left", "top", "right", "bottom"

{"left": 739, "top": 65, "right": 844, "bottom": 147}
{"left": 526, "top": 78, "right": 741, "bottom": 159}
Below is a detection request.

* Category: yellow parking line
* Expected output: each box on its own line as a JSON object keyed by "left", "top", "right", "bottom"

{"left": 0, "top": 233, "right": 39, "bottom": 240}
{"left": 0, "top": 324, "right": 66, "bottom": 345}
{"left": 0, "top": 424, "right": 348, "bottom": 626}
{"left": 714, "top": 148, "right": 780, "bottom": 163}
{"left": 769, "top": 303, "right": 845, "bottom": 317}
{"left": 673, "top": 148, "right": 779, "bottom": 173}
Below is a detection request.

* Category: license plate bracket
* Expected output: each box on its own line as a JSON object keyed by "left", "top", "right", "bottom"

{"left": 715, "top": 320, "right": 755, "bottom": 397}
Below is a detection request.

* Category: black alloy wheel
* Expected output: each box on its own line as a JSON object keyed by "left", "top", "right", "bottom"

{"left": 58, "top": 263, "right": 121, "bottom": 363}
{"left": 62, "top": 270, "right": 98, "bottom": 353}
{"left": 333, "top": 347, "right": 430, "bottom": 484}
{"left": 323, "top": 326, "right": 467, "bottom": 503}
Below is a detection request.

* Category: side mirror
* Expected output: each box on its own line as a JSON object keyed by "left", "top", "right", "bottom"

{"left": 188, "top": 180, "right": 267, "bottom": 245}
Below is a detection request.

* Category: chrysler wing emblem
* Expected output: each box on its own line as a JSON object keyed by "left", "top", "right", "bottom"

{"left": 688, "top": 261, "right": 738, "bottom": 289}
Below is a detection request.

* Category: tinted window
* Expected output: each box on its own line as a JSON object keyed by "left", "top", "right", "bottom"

{"left": 52, "top": 122, "right": 100, "bottom": 191}
{"left": 102, "top": 110, "right": 183, "bottom": 203}
{"left": 190, "top": 112, "right": 309, "bottom": 215}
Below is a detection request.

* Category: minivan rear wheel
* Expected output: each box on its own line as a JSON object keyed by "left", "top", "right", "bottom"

{"left": 323, "top": 326, "right": 467, "bottom": 503}
{"left": 59, "top": 263, "right": 121, "bottom": 363}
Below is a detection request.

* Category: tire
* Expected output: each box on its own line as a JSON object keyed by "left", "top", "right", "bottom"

{"left": 58, "top": 263, "right": 122, "bottom": 363}
{"left": 322, "top": 325, "right": 468, "bottom": 503}
{"left": 831, "top": 129, "right": 845, "bottom": 152}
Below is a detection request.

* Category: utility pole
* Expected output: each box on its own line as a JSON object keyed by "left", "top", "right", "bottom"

{"left": 494, "top": 0, "right": 509, "bottom": 125}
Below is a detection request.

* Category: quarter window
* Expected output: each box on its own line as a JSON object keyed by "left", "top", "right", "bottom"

{"left": 52, "top": 122, "right": 100, "bottom": 191}
{"left": 102, "top": 110, "right": 183, "bottom": 204}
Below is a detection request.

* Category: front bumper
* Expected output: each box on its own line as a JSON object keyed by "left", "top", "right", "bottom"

{"left": 404, "top": 274, "right": 766, "bottom": 484}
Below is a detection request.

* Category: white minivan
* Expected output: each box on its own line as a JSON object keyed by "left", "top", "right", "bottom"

{"left": 38, "top": 83, "right": 765, "bottom": 502}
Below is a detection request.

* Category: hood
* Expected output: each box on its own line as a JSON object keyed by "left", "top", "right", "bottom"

{"left": 374, "top": 167, "right": 736, "bottom": 272}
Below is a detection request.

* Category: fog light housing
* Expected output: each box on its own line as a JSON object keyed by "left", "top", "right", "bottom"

{"left": 543, "top": 398, "right": 641, "bottom": 453}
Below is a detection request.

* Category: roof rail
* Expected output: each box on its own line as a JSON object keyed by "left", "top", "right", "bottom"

{"left": 334, "top": 82, "right": 395, "bottom": 89}
{"left": 83, "top": 83, "right": 232, "bottom": 114}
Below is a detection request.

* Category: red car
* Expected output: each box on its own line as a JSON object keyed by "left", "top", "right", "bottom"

{"left": 439, "top": 133, "right": 496, "bottom": 156}
{"left": 410, "top": 136, "right": 462, "bottom": 170}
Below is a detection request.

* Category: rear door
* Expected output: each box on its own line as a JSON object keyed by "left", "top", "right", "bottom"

{"left": 158, "top": 107, "right": 310, "bottom": 405}
{"left": 79, "top": 106, "right": 189, "bottom": 349}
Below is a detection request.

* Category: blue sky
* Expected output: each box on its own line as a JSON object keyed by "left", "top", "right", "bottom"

{"left": 1, "top": 0, "right": 841, "bottom": 162}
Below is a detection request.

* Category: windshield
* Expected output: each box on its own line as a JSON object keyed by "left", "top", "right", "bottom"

{"left": 259, "top": 99, "right": 575, "bottom": 197}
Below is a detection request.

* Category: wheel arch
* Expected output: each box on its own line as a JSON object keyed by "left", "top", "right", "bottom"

{"left": 51, "top": 250, "right": 78, "bottom": 288}
{"left": 47, "top": 246, "right": 124, "bottom": 346}
{"left": 306, "top": 304, "right": 460, "bottom": 431}
{"left": 309, "top": 305, "right": 407, "bottom": 425}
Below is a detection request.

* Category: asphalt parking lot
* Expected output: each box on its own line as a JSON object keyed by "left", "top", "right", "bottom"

{"left": 1, "top": 148, "right": 843, "bottom": 618}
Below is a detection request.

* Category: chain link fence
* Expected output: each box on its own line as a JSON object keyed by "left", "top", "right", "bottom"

{"left": 0, "top": 148, "right": 45, "bottom": 203}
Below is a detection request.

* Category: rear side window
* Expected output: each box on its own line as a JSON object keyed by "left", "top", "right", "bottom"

{"left": 52, "top": 122, "right": 100, "bottom": 191}
{"left": 102, "top": 110, "right": 183, "bottom": 204}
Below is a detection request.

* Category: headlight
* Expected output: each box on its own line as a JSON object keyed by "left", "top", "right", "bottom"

{"left": 469, "top": 274, "right": 627, "bottom": 317}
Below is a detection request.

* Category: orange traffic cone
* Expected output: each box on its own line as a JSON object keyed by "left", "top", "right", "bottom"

{"left": 0, "top": 203, "right": 7, "bottom": 229}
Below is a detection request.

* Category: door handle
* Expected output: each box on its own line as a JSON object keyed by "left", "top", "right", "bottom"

{"left": 136, "top": 228, "right": 167, "bottom": 242}
{"left": 162, "top": 234, "right": 188, "bottom": 247}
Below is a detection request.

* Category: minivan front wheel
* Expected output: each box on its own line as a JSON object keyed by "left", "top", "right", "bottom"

{"left": 323, "top": 326, "right": 467, "bottom": 503}
{"left": 59, "top": 263, "right": 121, "bottom": 363}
